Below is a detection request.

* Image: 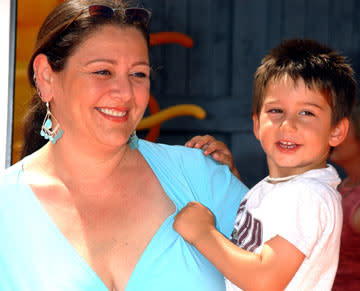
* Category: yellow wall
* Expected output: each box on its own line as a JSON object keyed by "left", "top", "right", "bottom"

{"left": 13, "top": 0, "right": 62, "bottom": 163}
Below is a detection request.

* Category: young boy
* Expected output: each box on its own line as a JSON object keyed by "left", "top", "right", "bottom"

{"left": 173, "top": 39, "right": 357, "bottom": 290}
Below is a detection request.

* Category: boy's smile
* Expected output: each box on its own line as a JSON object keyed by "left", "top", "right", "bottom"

{"left": 253, "top": 76, "right": 345, "bottom": 178}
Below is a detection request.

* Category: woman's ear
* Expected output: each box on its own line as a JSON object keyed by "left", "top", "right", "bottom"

{"left": 329, "top": 117, "right": 349, "bottom": 147}
{"left": 32, "top": 54, "right": 54, "bottom": 102}
{"left": 252, "top": 114, "right": 260, "bottom": 141}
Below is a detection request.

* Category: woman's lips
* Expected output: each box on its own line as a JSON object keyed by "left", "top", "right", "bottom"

{"left": 95, "top": 107, "right": 129, "bottom": 122}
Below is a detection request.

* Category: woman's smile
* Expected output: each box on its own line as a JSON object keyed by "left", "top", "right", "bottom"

{"left": 95, "top": 107, "right": 129, "bottom": 121}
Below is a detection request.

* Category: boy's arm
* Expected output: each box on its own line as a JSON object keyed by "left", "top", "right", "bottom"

{"left": 173, "top": 202, "right": 305, "bottom": 291}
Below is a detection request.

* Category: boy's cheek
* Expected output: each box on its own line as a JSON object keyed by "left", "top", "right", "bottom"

{"left": 252, "top": 115, "right": 261, "bottom": 140}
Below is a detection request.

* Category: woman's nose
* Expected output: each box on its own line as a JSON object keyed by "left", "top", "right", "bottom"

{"left": 110, "top": 76, "right": 133, "bottom": 101}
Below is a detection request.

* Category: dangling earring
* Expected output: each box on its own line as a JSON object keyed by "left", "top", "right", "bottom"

{"left": 40, "top": 102, "right": 64, "bottom": 144}
{"left": 128, "top": 131, "right": 139, "bottom": 150}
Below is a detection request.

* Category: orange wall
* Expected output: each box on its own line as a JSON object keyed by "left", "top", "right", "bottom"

{"left": 13, "top": 0, "right": 63, "bottom": 163}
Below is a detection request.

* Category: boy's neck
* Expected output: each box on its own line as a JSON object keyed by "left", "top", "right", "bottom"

{"left": 267, "top": 159, "right": 328, "bottom": 181}
{"left": 266, "top": 173, "right": 300, "bottom": 183}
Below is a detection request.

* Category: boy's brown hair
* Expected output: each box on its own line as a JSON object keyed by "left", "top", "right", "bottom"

{"left": 252, "top": 39, "right": 357, "bottom": 125}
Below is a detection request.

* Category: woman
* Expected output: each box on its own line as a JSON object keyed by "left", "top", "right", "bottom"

{"left": 330, "top": 104, "right": 360, "bottom": 290}
{"left": 0, "top": 1, "right": 247, "bottom": 290}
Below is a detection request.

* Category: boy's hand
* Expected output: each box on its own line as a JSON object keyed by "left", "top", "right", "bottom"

{"left": 173, "top": 201, "right": 216, "bottom": 246}
{"left": 185, "top": 135, "right": 241, "bottom": 180}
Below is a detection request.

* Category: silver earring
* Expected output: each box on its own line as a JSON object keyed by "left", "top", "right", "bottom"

{"left": 128, "top": 131, "right": 139, "bottom": 150}
{"left": 40, "top": 102, "right": 64, "bottom": 144}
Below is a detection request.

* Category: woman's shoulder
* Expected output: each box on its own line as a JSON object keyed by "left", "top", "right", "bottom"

{"left": 138, "top": 139, "right": 244, "bottom": 190}
{"left": 0, "top": 160, "right": 27, "bottom": 208}
{"left": 139, "top": 139, "right": 202, "bottom": 155}
{"left": 0, "top": 160, "right": 23, "bottom": 184}
{"left": 139, "top": 139, "right": 212, "bottom": 167}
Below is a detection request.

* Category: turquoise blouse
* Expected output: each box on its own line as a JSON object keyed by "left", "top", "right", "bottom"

{"left": 0, "top": 140, "right": 247, "bottom": 290}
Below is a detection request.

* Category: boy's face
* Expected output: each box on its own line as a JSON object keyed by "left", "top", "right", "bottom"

{"left": 253, "top": 76, "right": 347, "bottom": 178}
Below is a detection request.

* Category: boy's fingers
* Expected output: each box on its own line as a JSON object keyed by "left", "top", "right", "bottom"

{"left": 203, "top": 141, "right": 227, "bottom": 155}
{"left": 186, "top": 135, "right": 215, "bottom": 149}
{"left": 203, "top": 143, "right": 219, "bottom": 155}
{"left": 194, "top": 135, "right": 215, "bottom": 149}
{"left": 211, "top": 152, "right": 233, "bottom": 168}
{"left": 185, "top": 136, "right": 203, "bottom": 147}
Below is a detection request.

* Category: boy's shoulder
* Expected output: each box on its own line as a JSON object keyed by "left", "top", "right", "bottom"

{"left": 247, "top": 165, "right": 341, "bottom": 204}
{"left": 287, "top": 165, "right": 341, "bottom": 197}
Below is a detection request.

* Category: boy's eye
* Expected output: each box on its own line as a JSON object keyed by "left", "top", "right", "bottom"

{"left": 93, "top": 70, "right": 111, "bottom": 76}
{"left": 300, "top": 110, "right": 315, "bottom": 116}
{"left": 268, "top": 108, "right": 282, "bottom": 114}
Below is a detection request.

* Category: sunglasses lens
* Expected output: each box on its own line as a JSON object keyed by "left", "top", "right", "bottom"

{"left": 125, "top": 8, "right": 151, "bottom": 25}
{"left": 88, "top": 5, "right": 114, "bottom": 18}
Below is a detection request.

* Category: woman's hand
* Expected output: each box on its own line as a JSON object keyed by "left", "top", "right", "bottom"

{"left": 173, "top": 201, "right": 216, "bottom": 246}
{"left": 185, "top": 135, "right": 241, "bottom": 180}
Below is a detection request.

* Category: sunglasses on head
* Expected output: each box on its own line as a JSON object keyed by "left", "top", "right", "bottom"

{"left": 61, "top": 4, "right": 152, "bottom": 34}
{"left": 87, "top": 5, "right": 152, "bottom": 26}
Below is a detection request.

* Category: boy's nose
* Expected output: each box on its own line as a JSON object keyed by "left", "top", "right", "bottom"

{"left": 280, "top": 116, "right": 297, "bottom": 131}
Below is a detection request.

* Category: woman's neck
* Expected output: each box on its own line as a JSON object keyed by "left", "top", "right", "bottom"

{"left": 341, "top": 174, "right": 360, "bottom": 188}
{"left": 32, "top": 140, "right": 135, "bottom": 190}
{"left": 339, "top": 158, "right": 360, "bottom": 188}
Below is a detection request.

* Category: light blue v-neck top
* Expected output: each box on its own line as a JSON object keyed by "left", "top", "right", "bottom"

{"left": 0, "top": 140, "right": 247, "bottom": 291}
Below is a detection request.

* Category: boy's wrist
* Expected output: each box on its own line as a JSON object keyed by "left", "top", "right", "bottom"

{"left": 192, "top": 225, "right": 218, "bottom": 249}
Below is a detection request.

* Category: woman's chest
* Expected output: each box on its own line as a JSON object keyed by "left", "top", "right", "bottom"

{"left": 32, "top": 175, "right": 175, "bottom": 290}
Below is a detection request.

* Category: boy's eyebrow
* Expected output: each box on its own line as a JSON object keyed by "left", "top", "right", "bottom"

{"left": 263, "top": 100, "right": 277, "bottom": 105}
{"left": 303, "top": 102, "right": 326, "bottom": 110}
{"left": 263, "top": 100, "right": 327, "bottom": 110}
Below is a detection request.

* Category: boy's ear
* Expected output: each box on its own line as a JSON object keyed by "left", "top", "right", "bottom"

{"left": 329, "top": 118, "right": 349, "bottom": 147}
{"left": 252, "top": 114, "right": 260, "bottom": 141}
{"left": 32, "top": 54, "right": 54, "bottom": 102}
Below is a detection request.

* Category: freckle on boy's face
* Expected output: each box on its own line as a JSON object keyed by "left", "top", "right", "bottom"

{"left": 252, "top": 77, "right": 338, "bottom": 178}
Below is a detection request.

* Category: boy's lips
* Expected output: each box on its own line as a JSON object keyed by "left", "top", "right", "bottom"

{"left": 276, "top": 140, "right": 302, "bottom": 151}
{"left": 278, "top": 140, "right": 297, "bottom": 149}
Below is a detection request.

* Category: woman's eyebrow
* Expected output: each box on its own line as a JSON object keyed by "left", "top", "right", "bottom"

{"left": 84, "top": 59, "right": 150, "bottom": 67}
{"left": 84, "top": 58, "right": 116, "bottom": 65}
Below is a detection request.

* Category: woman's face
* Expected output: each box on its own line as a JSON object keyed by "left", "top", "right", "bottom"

{"left": 330, "top": 122, "right": 360, "bottom": 167}
{"left": 50, "top": 25, "right": 150, "bottom": 150}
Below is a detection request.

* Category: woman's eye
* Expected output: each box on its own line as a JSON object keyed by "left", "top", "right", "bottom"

{"left": 131, "top": 72, "right": 148, "bottom": 78}
{"left": 93, "top": 70, "right": 111, "bottom": 76}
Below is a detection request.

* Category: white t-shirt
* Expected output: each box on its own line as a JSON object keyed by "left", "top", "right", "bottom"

{"left": 226, "top": 165, "right": 343, "bottom": 291}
